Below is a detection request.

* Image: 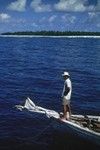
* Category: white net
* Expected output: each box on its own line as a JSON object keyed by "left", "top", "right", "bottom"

{"left": 15, "top": 97, "right": 59, "bottom": 118}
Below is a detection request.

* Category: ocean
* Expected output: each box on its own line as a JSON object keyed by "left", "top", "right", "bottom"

{"left": 0, "top": 36, "right": 100, "bottom": 150}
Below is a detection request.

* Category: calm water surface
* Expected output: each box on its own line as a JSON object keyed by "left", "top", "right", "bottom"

{"left": 0, "top": 37, "right": 100, "bottom": 150}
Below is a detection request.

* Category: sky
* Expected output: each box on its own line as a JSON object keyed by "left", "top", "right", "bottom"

{"left": 0, "top": 0, "right": 100, "bottom": 33}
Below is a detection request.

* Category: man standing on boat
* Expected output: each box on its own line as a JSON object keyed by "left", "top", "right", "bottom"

{"left": 61, "top": 71, "right": 72, "bottom": 120}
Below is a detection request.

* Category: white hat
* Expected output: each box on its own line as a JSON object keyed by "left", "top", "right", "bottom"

{"left": 62, "top": 71, "right": 70, "bottom": 76}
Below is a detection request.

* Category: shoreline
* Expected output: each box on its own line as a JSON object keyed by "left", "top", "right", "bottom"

{"left": 0, "top": 35, "right": 100, "bottom": 38}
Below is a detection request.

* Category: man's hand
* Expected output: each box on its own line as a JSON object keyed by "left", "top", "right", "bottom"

{"left": 64, "top": 86, "right": 70, "bottom": 96}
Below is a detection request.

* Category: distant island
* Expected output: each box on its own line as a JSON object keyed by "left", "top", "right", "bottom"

{"left": 1, "top": 31, "right": 100, "bottom": 36}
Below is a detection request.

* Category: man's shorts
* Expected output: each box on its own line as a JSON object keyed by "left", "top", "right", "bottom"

{"left": 62, "top": 97, "right": 70, "bottom": 105}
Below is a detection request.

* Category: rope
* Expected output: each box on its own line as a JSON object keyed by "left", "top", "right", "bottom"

{"left": 16, "top": 121, "right": 53, "bottom": 147}
{"left": 32, "top": 121, "right": 53, "bottom": 140}
{"left": 15, "top": 97, "right": 54, "bottom": 145}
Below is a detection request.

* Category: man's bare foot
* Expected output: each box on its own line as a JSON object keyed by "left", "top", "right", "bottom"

{"left": 59, "top": 113, "right": 70, "bottom": 121}
{"left": 66, "top": 117, "right": 70, "bottom": 121}
{"left": 59, "top": 117, "right": 66, "bottom": 121}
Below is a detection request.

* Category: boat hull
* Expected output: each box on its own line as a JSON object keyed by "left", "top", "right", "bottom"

{"left": 51, "top": 117, "right": 100, "bottom": 146}
{"left": 16, "top": 98, "right": 100, "bottom": 146}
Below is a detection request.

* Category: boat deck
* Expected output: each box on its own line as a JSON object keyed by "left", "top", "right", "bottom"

{"left": 70, "top": 116, "right": 100, "bottom": 133}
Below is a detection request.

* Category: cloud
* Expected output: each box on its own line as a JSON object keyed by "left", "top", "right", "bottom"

{"left": 54, "top": 0, "right": 86, "bottom": 12}
{"left": 95, "top": 1, "right": 100, "bottom": 11}
{"left": 0, "top": 13, "right": 11, "bottom": 21}
{"left": 54, "top": 0, "right": 100, "bottom": 12}
{"left": 88, "top": 12, "right": 96, "bottom": 18}
{"left": 32, "top": 22, "right": 38, "bottom": 27}
{"left": 62, "top": 14, "right": 76, "bottom": 23}
{"left": 6, "top": 0, "right": 100, "bottom": 13}
{"left": 30, "top": 0, "right": 51, "bottom": 12}
{"left": 88, "top": 12, "right": 100, "bottom": 25}
{"left": 97, "top": 23, "right": 100, "bottom": 27}
{"left": 39, "top": 17, "right": 46, "bottom": 23}
{"left": 48, "top": 15, "right": 57, "bottom": 23}
{"left": 7, "top": 0, "right": 26, "bottom": 12}
{"left": 15, "top": 18, "right": 26, "bottom": 23}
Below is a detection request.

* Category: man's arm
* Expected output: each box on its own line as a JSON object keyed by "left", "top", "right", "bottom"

{"left": 64, "top": 84, "right": 70, "bottom": 96}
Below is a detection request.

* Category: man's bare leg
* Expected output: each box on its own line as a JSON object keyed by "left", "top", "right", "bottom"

{"left": 63, "top": 105, "right": 71, "bottom": 120}
{"left": 60, "top": 104, "right": 71, "bottom": 120}
{"left": 63, "top": 105, "right": 67, "bottom": 119}
{"left": 67, "top": 104, "right": 71, "bottom": 119}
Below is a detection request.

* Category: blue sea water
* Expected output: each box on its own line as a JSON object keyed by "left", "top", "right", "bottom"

{"left": 0, "top": 36, "right": 100, "bottom": 150}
